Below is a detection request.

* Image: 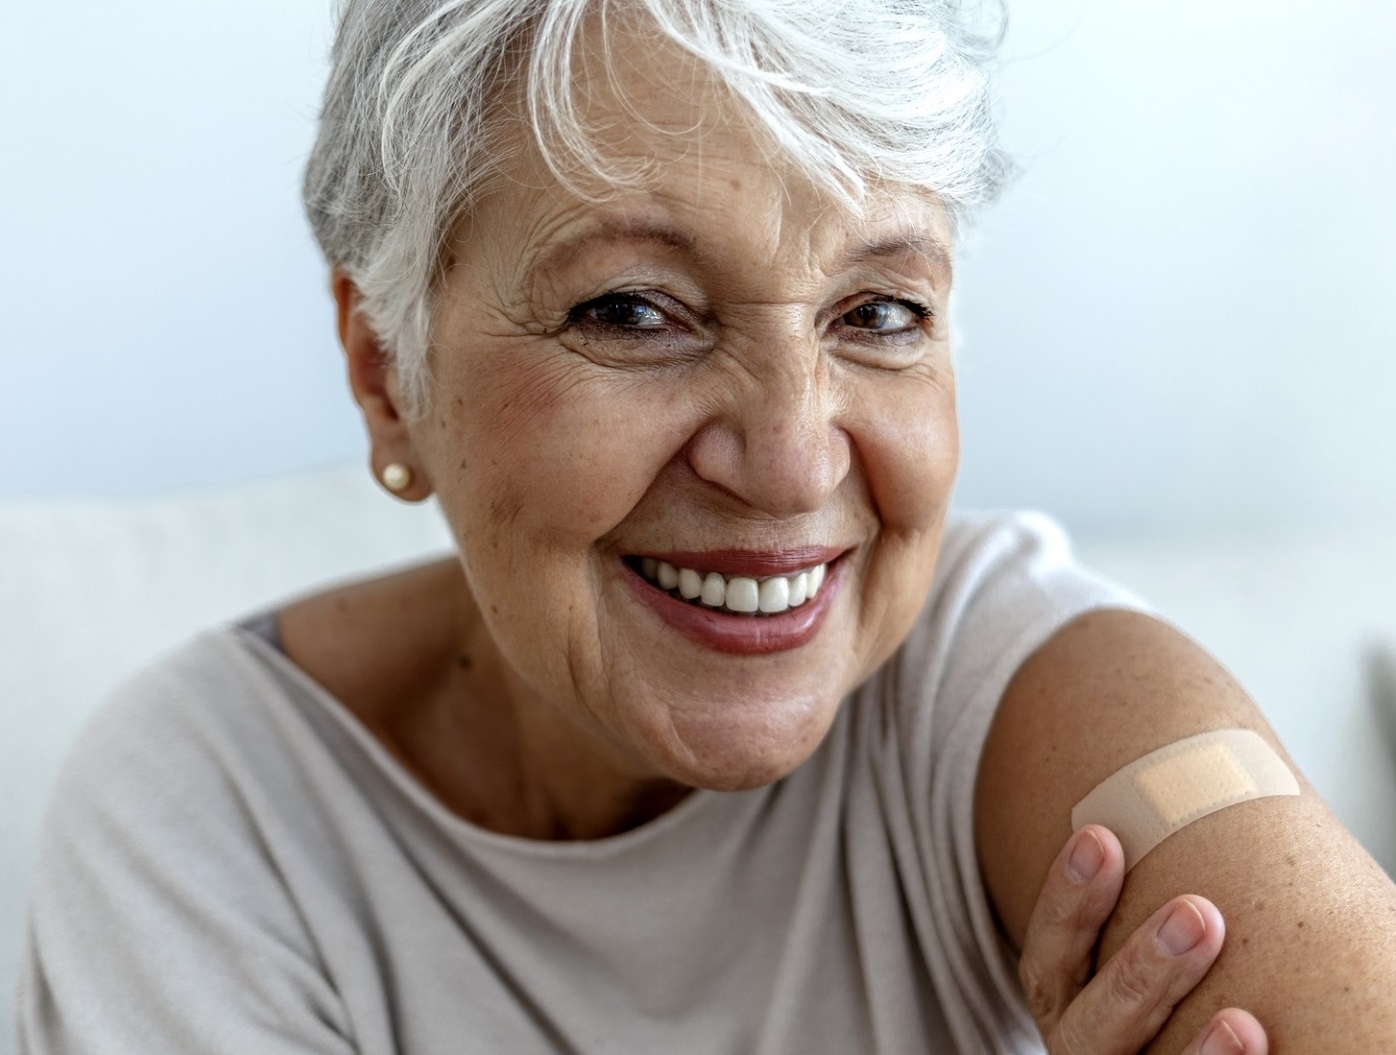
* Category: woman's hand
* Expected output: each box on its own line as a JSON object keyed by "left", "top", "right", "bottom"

{"left": 1019, "top": 825, "right": 1268, "bottom": 1055}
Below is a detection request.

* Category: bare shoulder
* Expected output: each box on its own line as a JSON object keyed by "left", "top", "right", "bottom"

{"left": 976, "top": 607, "right": 1266, "bottom": 935}
{"left": 975, "top": 608, "right": 1396, "bottom": 1050}
{"left": 275, "top": 557, "right": 468, "bottom": 728}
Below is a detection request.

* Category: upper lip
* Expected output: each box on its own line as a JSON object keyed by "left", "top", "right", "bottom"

{"left": 629, "top": 546, "right": 847, "bottom": 577}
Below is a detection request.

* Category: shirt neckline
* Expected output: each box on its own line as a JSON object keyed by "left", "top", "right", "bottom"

{"left": 225, "top": 622, "right": 739, "bottom": 861}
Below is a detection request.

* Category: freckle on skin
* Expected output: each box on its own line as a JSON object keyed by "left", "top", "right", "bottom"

{"left": 335, "top": 598, "right": 350, "bottom": 613}
{"left": 457, "top": 654, "right": 473, "bottom": 671}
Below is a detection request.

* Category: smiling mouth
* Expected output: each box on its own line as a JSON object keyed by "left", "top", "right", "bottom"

{"left": 626, "top": 556, "right": 828, "bottom": 617}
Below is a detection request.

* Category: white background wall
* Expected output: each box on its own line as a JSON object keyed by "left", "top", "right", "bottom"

{"left": 2, "top": 0, "right": 361, "bottom": 500}
{"left": 4, "top": 0, "right": 1394, "bottom": 542}
{"left": 956, "top": 0, "right": 1396, "bottom": 539}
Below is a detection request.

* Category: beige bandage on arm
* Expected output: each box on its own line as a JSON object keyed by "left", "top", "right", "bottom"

{"left": 1072, "top": 728, "right": 1300, "bottom": 870}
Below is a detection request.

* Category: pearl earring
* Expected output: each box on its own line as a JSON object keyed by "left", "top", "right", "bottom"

{"left": 381, "top": 462, "right": 413, "bottom": 493}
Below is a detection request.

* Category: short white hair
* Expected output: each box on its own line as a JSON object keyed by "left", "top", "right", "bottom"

{"left": 303, "top": 0, "right": 1010, "bottom": 415}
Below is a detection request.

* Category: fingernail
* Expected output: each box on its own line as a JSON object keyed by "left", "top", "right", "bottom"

{"left": 1200, "top": 1020, "right": 1243, "bottom": 1055}
{"left": 1156, "top": 900, "right": 1206, "bottom": 956}
{"left": 1066, "top": 830, "right": 1105, "bottom": 883}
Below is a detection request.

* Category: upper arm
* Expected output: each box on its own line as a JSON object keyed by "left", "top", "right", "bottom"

{"left": 975, "top": 608, "right": 1396, "bottom": 1051}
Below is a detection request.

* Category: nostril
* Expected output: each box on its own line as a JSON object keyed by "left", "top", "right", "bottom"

{"left": 684, "top": 421, "right": 746, "bottom": 492}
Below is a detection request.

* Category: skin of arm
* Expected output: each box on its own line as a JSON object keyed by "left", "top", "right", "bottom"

{"left": 976, "top": 609, "right": 1396, "bottom": 1052}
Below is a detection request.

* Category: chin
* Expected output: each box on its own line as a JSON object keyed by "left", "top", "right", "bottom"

{"left": 630, "top": 683, "right": 844, "bottom": 792}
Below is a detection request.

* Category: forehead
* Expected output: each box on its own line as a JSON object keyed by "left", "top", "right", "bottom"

{"left": 464, "top": 17, "right": 950, "bottom": 283}
{"left": 462, "top": 153, "right": 950, "bottom": 297}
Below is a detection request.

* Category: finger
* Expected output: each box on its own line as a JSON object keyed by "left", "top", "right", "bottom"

{"left": 1018, "top": 825, "right": 1127, "bottom": 1038}
{"left": 1051, "top": 894, "right": 1226, "bottom": 1055}
{"left": 1181, "top": 1009, "right": 1269, "bottom": 1055}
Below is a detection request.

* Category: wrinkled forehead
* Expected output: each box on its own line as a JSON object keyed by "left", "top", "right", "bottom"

{"left": 487, "top": 7, "right": 947, "bottom": 244}
{"left": 499, "top": 5, "right": 932, "bottom": 212}
{"left": 497, "top": 8, "right": 766, "bottom": 194}
{"left": 432, "top": 3, "right": 957, "bottom": 298}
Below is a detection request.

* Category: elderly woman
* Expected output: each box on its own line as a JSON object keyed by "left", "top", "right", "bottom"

{"left": 18, "top": 0, "right": 1396, "bottom": 1052}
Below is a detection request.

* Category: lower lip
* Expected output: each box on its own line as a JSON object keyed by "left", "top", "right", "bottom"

{"left": 622, "top": 559, "right": 844, "bottom": 655}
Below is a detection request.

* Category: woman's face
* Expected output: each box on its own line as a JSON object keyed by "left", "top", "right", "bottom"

{"left": 406, "top": 33, "right": 959, "bottom": 793}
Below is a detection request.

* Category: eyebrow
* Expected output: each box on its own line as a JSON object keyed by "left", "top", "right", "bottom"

{"left": 532, "top": 220, "right": 699, "bottom": 276}
{"left": 532, "top": 220, "right": 951, "bottom": 282}
{"left": 845, "top": 233, "right": 953, "bottom": 282}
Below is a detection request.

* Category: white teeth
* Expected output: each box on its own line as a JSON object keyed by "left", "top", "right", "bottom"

{"left": 638, "top": 557, "right": 831, "bottom": 616}
{"left": 758, "top": 576, "right": 790, "bottom": 614}
{"left": 678, "top": 567, "right": 703, "bottom": 599}
{"left": 789, "top": 571, "right": 809, "bottom": 607}
{"left": 700, "top": 572, "right": 726, "bottom": 607}
{"left": 726, "top": 577, "right": 760, "bottom": 613}
{"left": 657, "top": 561, "right": 679, "bottom": 590}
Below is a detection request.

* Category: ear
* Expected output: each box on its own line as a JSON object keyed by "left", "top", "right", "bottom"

{"left": 333, "top": 268, "right": 434, "bottom": 501}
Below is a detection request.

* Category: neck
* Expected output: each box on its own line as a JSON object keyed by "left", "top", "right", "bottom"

{"left": 503, "top": 659, "right": 696, "bottom": 839}
{"left": 389, "top": 573, "right": 693, "bottom": 841}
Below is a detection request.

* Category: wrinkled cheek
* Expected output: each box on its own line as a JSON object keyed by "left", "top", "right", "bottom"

{"left": 502, "top": 413, "right": 670, "bottom": 546}
{"left": 844, "top": 378, "right": 959, "bottom": 664}
{"left": 442, "top": 363, "right": 685, "bottom": 568}
{"left": 855, "top": 381, "right": 960, "bottom": 534}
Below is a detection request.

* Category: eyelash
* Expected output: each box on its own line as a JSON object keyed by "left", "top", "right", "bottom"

{"left": 567, "top": 292, "right": 934, "bottom": 335}
{"left": 836, "top": 294, "right": 934, "bottom": 337}
{"left": 567, "top": 292, "right": 678, "bottom": 335}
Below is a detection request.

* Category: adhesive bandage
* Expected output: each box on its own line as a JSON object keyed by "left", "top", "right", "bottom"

{"left": 1071, "top": 729, "right": 1300, "bottom": 870}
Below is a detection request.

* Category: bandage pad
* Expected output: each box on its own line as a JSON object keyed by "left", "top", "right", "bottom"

{"left": 1071, "top": 729, "right": 1300, "bottom": 870}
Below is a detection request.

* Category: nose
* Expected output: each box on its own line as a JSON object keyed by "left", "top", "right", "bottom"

{"left": 685, "top": 342, "right": 851, "bottom": 518}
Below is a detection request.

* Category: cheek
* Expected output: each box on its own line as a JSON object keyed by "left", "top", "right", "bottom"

{"left": 848, "top": 372, "right": 960, "bottom": 532}
{"left": 843, "top": 371, "right": 959, "bottom": 665}
{"left": 432, "top": 352, "right": 695, "bottom": 555}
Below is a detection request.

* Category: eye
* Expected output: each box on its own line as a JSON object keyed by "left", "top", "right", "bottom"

{"left": 562, "top": 290, "right": 708, "bottom": 368}
{"left": 839, "top": 296, "right": 932, "bottom": 335}
{"left": 569, "top": 293, "right": 670, "bottom": 331}
{"left": 827, "top": 293, "right": 939, "bottom": 370}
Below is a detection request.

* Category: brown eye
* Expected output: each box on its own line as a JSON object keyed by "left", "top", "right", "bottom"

{"left": 841, "top": 298, "right": 927, "bottom": 333}
{"left": 562, "top": 290, "right": 708, "bottom": 368}
{"left": 573, "top": 294, "right": 668, "bottom": 329}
